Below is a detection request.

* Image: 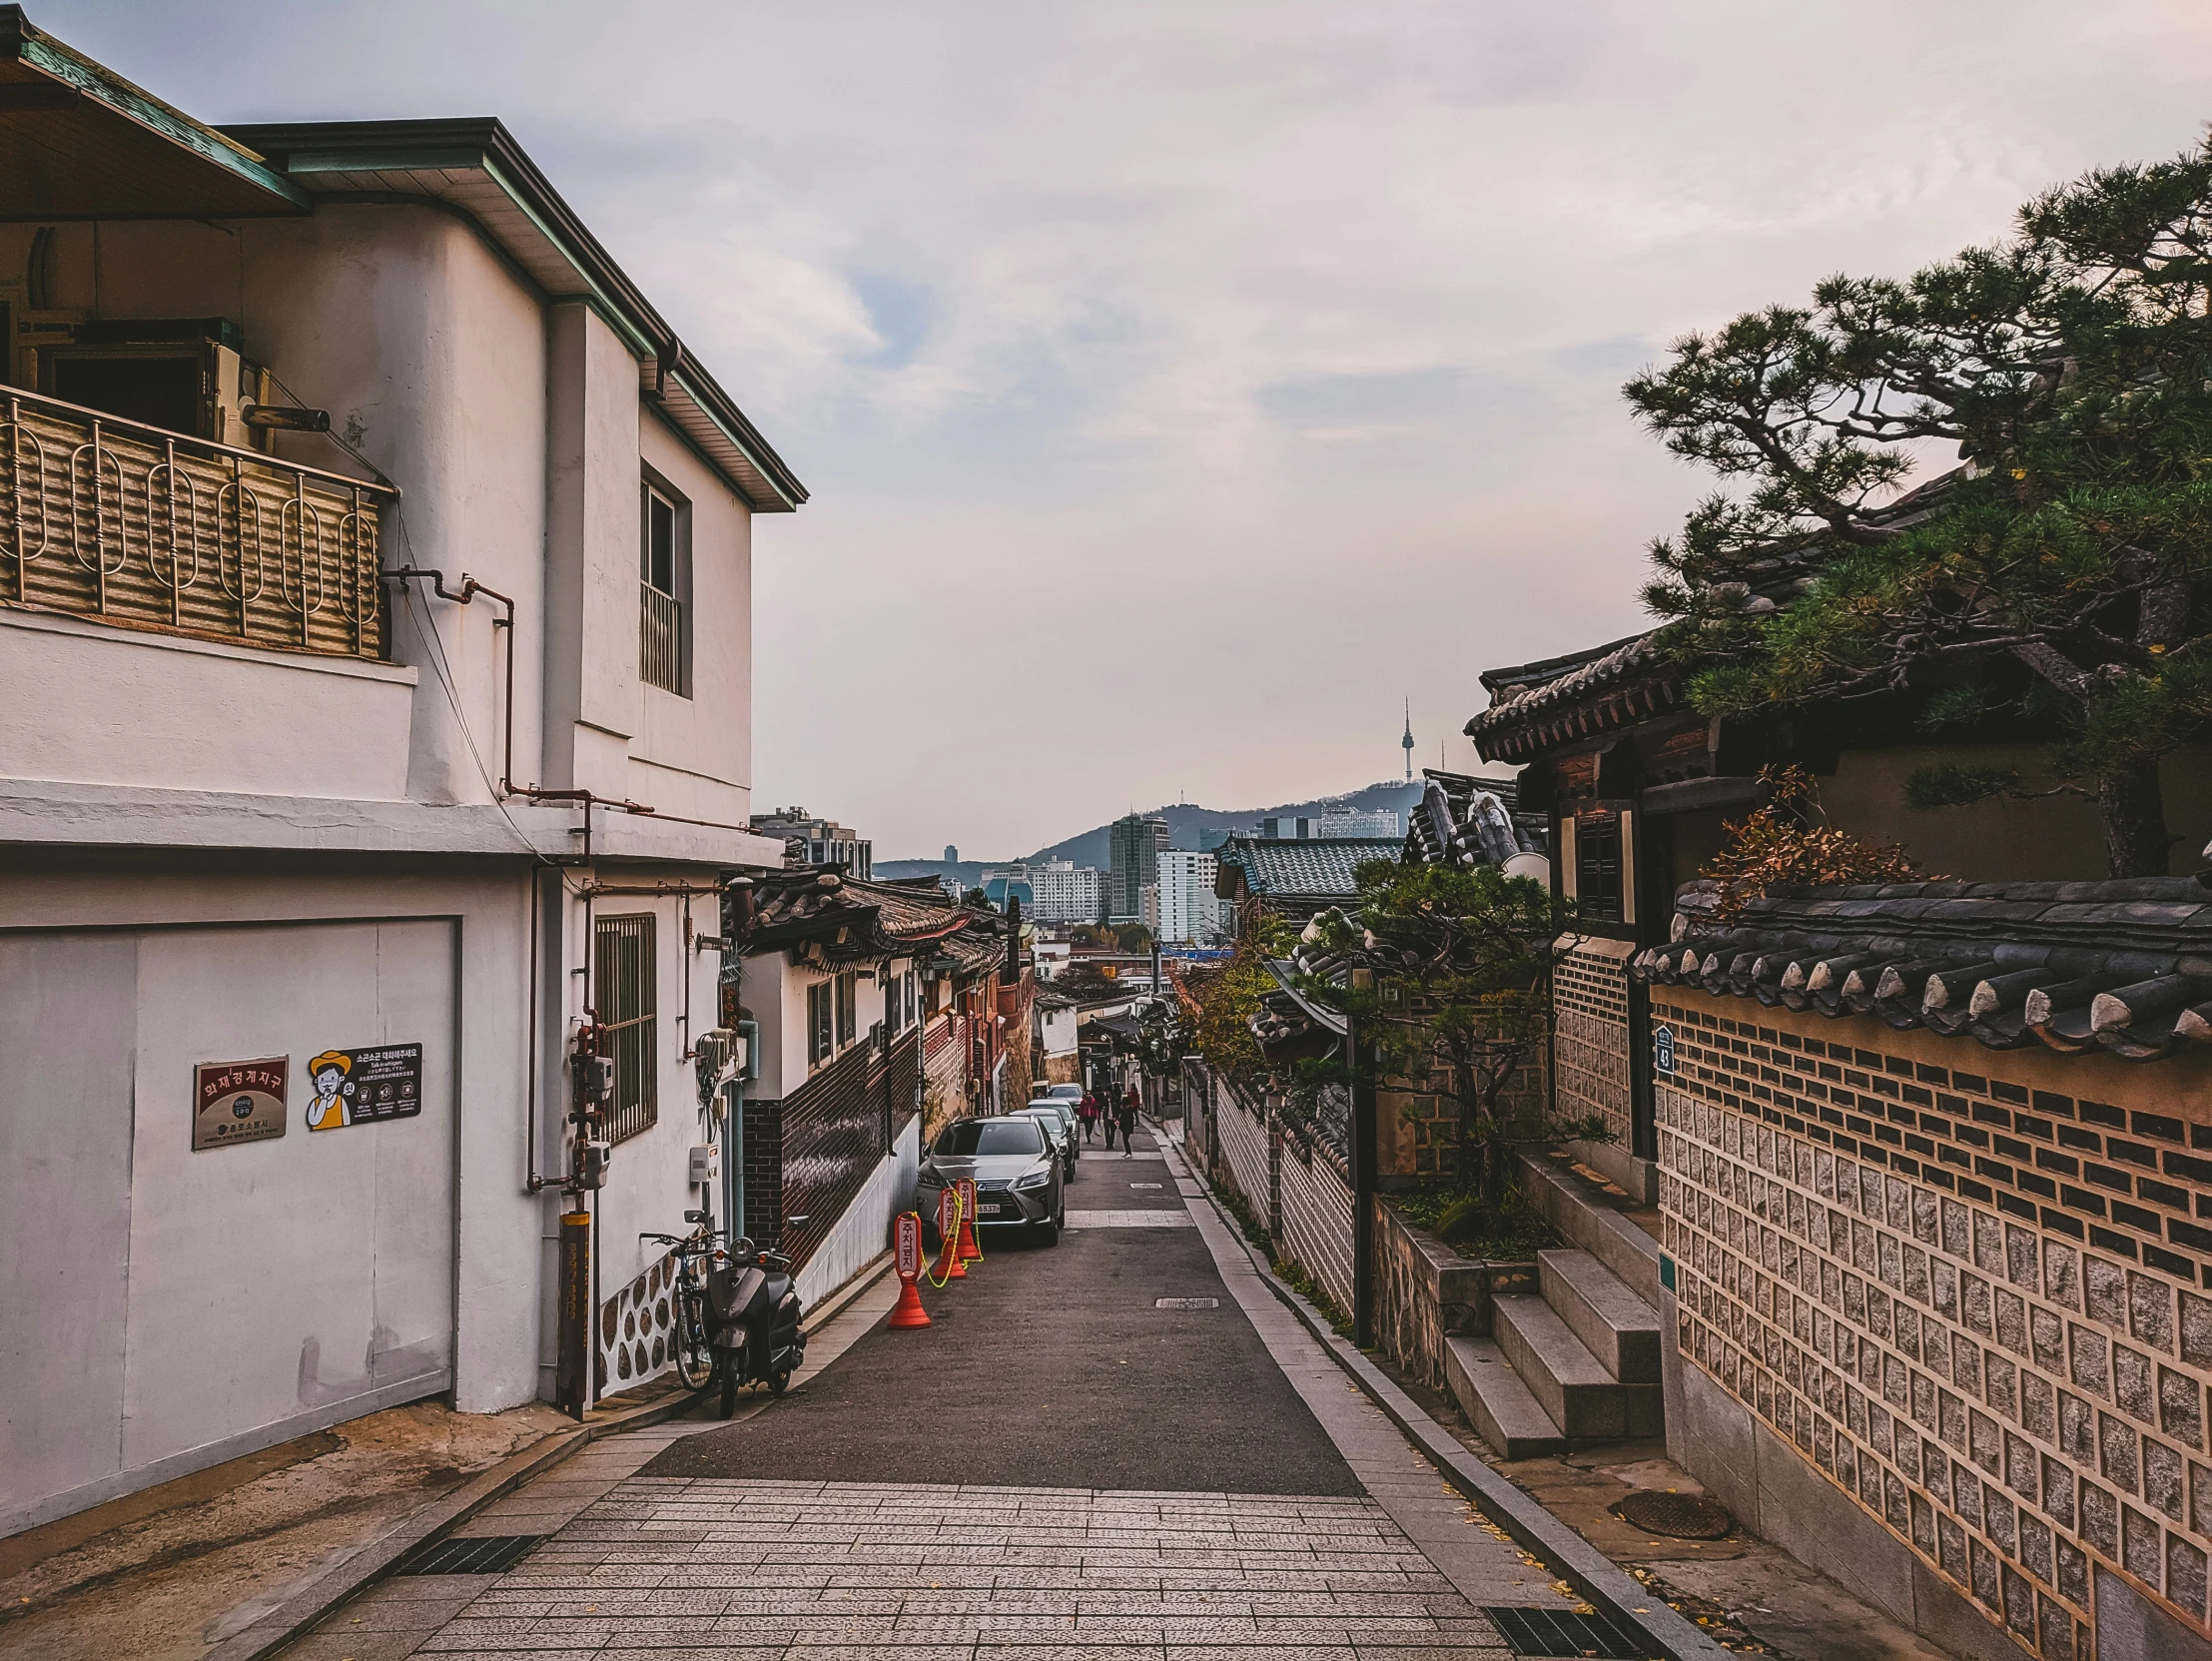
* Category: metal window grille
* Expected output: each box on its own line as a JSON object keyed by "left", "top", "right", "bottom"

{"left": 639, "top": 580, "right": 683, "bottom": 693}
{"left": 1577, "top": 811, "right": 1623, "bottom": 922}
{"left": 593, "top": 915, "right": 658, "bottom": 1145}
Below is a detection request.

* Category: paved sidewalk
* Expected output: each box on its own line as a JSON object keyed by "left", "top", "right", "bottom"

{"left": 275, "top": 1128, "right": 1568, "bottom": 1659}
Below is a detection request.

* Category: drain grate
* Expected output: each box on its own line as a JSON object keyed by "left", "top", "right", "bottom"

{"left": 1483, "top": 1606, "right": 1651, "bottom": 1659}
{"left": 1612, "top": 1487, "right": 1733, "bottom": 1539}
{"left": 397, "top": 1534, "right": 545, "bottom": 1575}
{"left": 1154, "top": 1296, "right": 1219, "bottom": 1308}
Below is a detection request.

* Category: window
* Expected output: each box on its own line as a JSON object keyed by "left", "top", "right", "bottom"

{"left": 886, "top": 967, "right": 905, "bottom": 1039}
{"left": 808, "top": 980, "right": 833, "bottom": 1068}
{"left": 638, "top": 478, "right": 690, "bottom": 696}
{"left": 1577, "top": 811, "right": 1624, "bottom": 922}
{"left": 593, "top": 915, "right": 658, "bottom": 1143}
{"left": 836, "top": 971, "right": 857, "bottom": 1047}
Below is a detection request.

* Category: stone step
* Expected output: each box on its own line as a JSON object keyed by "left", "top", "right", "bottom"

{"left": 1444, "top": 1335, "right": 1564, "bottom": 1460}
{"left": 1538, "top": 1248, "right": 1662, "bottom": 1383}
{"left": 1492, "top": 1293, "right": 1664, "bottom": 1440}
{"left": 1517, "top": 1151, "right": 1663, "bottom": 1308}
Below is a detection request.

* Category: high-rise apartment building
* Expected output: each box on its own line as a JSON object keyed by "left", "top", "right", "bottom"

{"left": 1030, "top": 860, "right": 1104, "bottom": 924}
{"left": 750, "top": 806, "right": 872, "bottom": 878}
{"left": 1155, "top": 850, "right": 1220, "bottom": 944}
{"left": 1107, "top": 814, "right": 1169, "bottom": 922}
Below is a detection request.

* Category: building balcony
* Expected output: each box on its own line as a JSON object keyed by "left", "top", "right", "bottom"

{"left": 2, "top": 387, "right": 394, "bottom": 661}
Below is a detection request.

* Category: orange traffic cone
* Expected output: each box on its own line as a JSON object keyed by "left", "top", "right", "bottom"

{"left": 888, "top": 1274, "right": 930, "bottom": 1327}
{"left": 955, "top": 1179, "right": 984, "bottom": 1263}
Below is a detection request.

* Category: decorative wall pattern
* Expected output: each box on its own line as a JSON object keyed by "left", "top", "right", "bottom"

{"left": 1556, "top": 938, "right": 1635, "bottom": 1149}
{"left": 1655, "top": 992, "right": 2212, "bottom": 1659}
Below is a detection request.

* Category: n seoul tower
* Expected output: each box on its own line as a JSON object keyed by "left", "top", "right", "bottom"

{"left": 1402, "top": 700, "right": 1415, "bottom": 781}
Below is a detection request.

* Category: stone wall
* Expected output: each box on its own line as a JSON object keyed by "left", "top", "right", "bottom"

{"left": 1376, "top": 1046, "right": 1551, "bottom": 1188}
{"left": 1371, "top": 1198, "right": 1535, "bottom": 1392}
{"left": 1654, "top": 986, "right": 2212, "bottom": 1661}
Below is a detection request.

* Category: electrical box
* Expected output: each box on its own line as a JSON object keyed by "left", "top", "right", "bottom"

{"left": 688, "top": 1143, "right": 720, "bottom": 1186}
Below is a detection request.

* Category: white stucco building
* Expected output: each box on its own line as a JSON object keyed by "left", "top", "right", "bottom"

{"left": 1155, "top": 850, "right": 1220, "bottom": 945}
{"left": 0, "top": 15, "right": 817, "bottom": 1534}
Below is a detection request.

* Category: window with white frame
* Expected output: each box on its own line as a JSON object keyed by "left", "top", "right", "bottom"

{"left": 638, "top": 475, "right": 691, "bottom": 696}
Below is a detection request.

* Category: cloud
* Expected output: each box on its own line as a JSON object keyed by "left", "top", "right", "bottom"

{"left": 36, "top": 0, "right": 2212, "bottom": 855}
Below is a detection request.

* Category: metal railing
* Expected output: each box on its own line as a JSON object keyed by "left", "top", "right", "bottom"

{"left": 639, "top": 581, "right": 682, "bottom": 693}
{"left": 0, "top": 387, "right": 393, "bottom": 659}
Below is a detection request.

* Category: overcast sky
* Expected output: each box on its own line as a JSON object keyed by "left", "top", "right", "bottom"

{"left": 46, "top": 1, "right": 2212, "bottom": 856}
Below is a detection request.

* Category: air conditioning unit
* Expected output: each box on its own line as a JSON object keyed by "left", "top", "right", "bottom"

{"left": 31, "top": 317, "right": 280, "bottom": 451}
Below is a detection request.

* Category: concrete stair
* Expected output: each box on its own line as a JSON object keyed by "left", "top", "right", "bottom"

{"left": 1444, "top": 1336, "right": 1564, "bottom": 1459}
{"left": 1442, "top": 1161, "right": 1669, "bottom": 1456}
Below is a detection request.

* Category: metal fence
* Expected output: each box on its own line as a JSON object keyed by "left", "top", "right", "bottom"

{"left": 1, "top": 388, "right": 392, "bottom": 658}
{"left": 639, "top": 581, "right": 682, "bottom": 693}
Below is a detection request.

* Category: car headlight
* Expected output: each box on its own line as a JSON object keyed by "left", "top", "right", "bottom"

{"left": 1014, "top": 1166, "right": 1053, "bottom": 1190}
{"left": 918, "top": 1169, "right": 945, "bottom": 1187}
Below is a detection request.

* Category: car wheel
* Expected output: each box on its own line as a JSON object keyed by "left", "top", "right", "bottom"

{"left": 1033, "top": 1216, "right": 1060, "bottom": 1246}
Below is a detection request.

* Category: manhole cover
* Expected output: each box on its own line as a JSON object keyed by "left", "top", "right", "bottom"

{"left": 1611, "top": 1488, "right": 1733, "bottom": 1539}
{"left": 1484, "top": 1605, "right": 1649, "bottom": 1658}
{"left": 1155, "top": 1296, "right": 1218, "bottom": 1308}
{"left": 397, "top": 1534, "right": 544, "bottom": 1574}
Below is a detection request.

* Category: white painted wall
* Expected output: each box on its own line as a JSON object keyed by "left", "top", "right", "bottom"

{"left": 0, "top": 912, "right": 458, "bottom": 1535}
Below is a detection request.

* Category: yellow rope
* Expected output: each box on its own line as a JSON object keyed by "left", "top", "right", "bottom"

{"left": 924, "top": 1191, "right": 965, "bottom": 1289}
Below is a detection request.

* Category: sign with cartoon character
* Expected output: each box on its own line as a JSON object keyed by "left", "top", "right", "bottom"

{"left": 305, "top": 1043, "right": 424, "bottom": 1132}
{"left": 194, "top": 1057, "right": 289, "bottom": 1151}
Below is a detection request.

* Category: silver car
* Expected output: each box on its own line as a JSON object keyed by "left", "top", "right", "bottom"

{"left": 1017, "top": 1100, "right": 1081, "bottom": 1180}
{"left": 917, "top": 1117, "right": 1065, "bottom": 1246}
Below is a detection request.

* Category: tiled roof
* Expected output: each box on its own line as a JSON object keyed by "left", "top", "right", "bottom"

{"left": 1464, "top": 630, "right": 1675, "bottom": 756}
{"left": 1632, "top": 877, "right": 2212, "bottom": 1063}
{"left": 1217, "top": 837, "right": 1403, "bottom": 903}
{"left": 745, "top": 870, "right": 997, "bottom": 967}
{"left": 1403, "top": 769, "right": 1546, "bottom": 867}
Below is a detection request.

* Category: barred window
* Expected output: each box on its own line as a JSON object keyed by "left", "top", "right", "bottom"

{"left": 593, "top": 915, "right": 658, "bottom": 1144}
{"left": 808, "top": 980, "right": 833, "bottom": 1067}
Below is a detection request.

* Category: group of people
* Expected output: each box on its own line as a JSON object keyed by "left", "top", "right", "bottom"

{"left": 1077, "top": 1084, "right": 1143, "bottom": 1155}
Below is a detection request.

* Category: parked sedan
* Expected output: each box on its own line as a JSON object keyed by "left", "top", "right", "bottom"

{"left": 916, "top": 1116, "right": 1064, "bottom": 1245}
{"left": 1017, "top": 1101, "right": 1080, "bottom": 1180}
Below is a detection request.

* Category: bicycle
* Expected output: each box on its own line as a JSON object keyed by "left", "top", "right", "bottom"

{"left": 641, "top": 1211, "right": 724, "bottom": 1394}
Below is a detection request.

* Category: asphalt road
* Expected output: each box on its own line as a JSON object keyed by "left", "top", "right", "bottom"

{"left": 644, "top": 1129, "right": 1362, "bottom": 1495}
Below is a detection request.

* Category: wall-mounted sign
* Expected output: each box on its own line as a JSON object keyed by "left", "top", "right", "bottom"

{"left": 1654, "top": 1023, "right": 1677, "bottom": 1078}
{"left": 194, "top": 1057, "right": 289, "bottom": 1151}
{"left": 305, "top": 1044, "right": 423, "bottom": 1132}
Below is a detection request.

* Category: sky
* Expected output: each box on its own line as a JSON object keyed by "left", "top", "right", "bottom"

{"left": 42, "top": 1, "right": 2212, "bottom": 857}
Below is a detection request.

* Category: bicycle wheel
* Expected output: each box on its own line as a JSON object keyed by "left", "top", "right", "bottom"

{"left": 673, "top": 1282, "right": 715, "bottom": 1389}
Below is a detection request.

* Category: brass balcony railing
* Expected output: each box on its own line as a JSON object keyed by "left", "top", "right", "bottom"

{"left": 1, "top": 388, "right": 394, "bottom": 660}
{"left": 639, "top": 580, "right": 683, "bottom": 693}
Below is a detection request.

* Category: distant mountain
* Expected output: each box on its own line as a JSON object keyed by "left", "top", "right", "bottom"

{"left": 1025, "top": 780, "right": 1427, "bottom": 870}
{"left": 877, "top": 776, "right": 1524, "bottom": 884}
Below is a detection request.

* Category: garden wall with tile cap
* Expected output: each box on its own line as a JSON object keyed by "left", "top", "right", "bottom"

{"left": 1205, "top": 1071, "right": 1358, "bottom": 1320}
{"left": 1655, "top": 985, "right": 2212, "bottom": 1661}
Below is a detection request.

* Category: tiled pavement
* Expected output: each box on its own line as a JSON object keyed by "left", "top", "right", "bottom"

{"left": 1065, "top": 1210, "right": 1194, "bottom": 1229}
{"left": 279, "top": 1128, "right": 1560, "bottom": 1659}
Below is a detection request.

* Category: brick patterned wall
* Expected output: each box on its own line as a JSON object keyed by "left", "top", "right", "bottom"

{"left": 1655, "top": 989, "right": 2212, "bottom": 1660}
{"left": 1555, "top": 935, "right": 1636, "bottom": 1150}
{"left": 1378, "top": 1044, "right": 1552, "bottom": 1184}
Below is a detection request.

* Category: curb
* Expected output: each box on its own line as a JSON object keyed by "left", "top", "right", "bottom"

{"left": 205, "top": 1246, "right": 900, "bottom": 1661}
{"left": 201, "top": 1386, "right": 703, "bottom": 1661}
{"left": 1159, "top": 1136, "right": 1733, "bottom": 1661}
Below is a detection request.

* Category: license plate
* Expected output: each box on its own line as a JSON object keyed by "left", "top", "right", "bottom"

{"left": 977, "top": 1203, "right": 1006, "bottom": 1217}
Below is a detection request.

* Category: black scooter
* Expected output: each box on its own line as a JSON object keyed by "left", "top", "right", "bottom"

{"left": 700, "top": 1212, "right": 809, "bottom": 1418}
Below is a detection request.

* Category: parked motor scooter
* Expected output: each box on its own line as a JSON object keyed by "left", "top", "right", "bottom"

{"left": 703, "top": 1214, "right": 809, "bottom": 1418}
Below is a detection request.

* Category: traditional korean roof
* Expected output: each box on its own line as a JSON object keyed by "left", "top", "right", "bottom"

{"left": 1214, "top": 836, "right": 1403, "bottom": 910}
{"left": 1402, "top": 769, "right": 1547, "bottom": 867}
{"left": 1464, "top": 630, "right": 1680, "bottom": 762}
{"left": 1632, "top": 876, "right": 2212, "bottom": 1063}
{"left": 744, "top": 870, "right": 994, "bottom": 967}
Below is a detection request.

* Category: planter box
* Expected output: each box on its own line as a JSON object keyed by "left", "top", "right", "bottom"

{"left": 1370, "top": 1198, "right": 1536, "bottom": 1394}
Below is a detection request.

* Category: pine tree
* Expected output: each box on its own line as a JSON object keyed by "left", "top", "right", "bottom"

{"left": 1627, "top": 136, "right": 2212, "bottom": 877}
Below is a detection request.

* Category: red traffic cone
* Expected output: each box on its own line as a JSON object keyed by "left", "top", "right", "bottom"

{"left": 888, "top": 1214, "right": 930, "bottom": 1328}
{"left": 935, "top": 1192, "right": 967, "bottom": 1279}
{"left": 955, "top": 1178, "right": 984, "bottom": 1263}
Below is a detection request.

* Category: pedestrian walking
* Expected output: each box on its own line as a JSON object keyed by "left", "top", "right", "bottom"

{"left": 1119, "top": 1085, "right": 1140, "bottom": 1157}
{"left": 1079, "top": 1091, "right": 1101, "bottom": 1145}
{"left": 1103, "top": 1100, "right": 1117, "bottom": 1151}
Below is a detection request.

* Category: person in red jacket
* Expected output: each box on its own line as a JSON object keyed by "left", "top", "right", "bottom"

{"left": 1118, "top": 1085, "right": 1140, "bottom": 1157}
{"left": 1078, "top": 1090, "right": 1101, "bottom": 1145}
